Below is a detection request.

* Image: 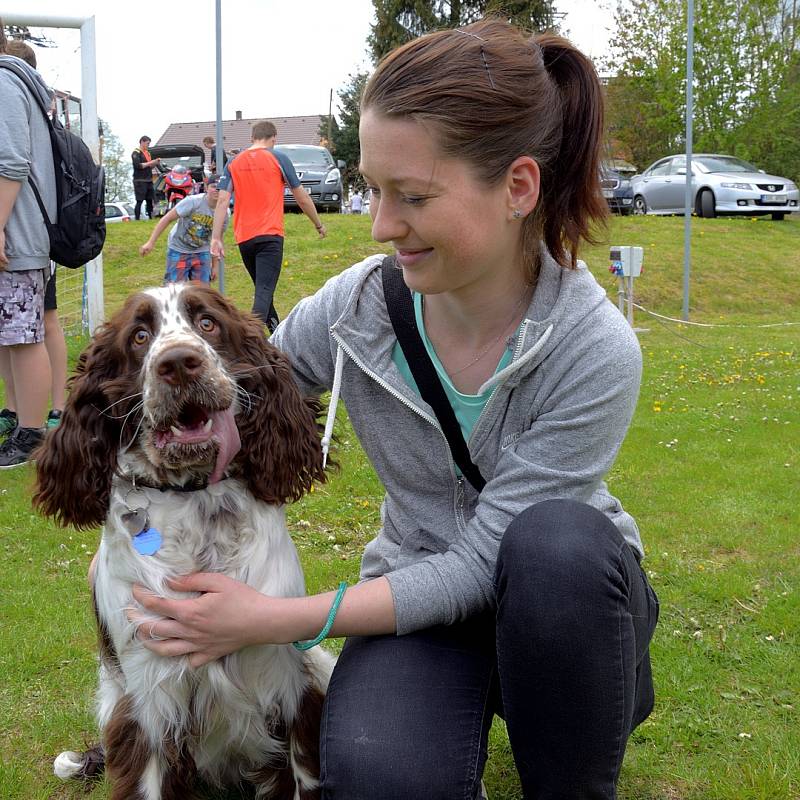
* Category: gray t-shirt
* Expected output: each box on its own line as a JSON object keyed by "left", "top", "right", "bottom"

{"left": 167, "top": 194, "right": 228, "bottom": 253}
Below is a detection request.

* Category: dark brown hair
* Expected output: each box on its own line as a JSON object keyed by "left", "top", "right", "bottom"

{"left": 6, "top": 39, "right": 36, "bottom": 68}
{"left": 251, "top": 120, "right": 277, "bottom": 142}
{"left": 361, "top": 17, "right": 607, "bottom": 280}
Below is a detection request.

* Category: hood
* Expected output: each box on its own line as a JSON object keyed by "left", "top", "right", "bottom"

{"left": 0, "top": 55, "right": 53, "bottom": 109}
{"left": 149, "top": 144, "right": 206, "bottom": 159}
{"left": 711, "top": 171, "right": 789, "bottom": 185}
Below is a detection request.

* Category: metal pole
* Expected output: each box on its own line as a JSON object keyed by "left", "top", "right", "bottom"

{"left": 327, "top": 88, "right": 333, "bottom": 146}
{"left": 215, "top": 0, "right": 225, "bottom": 294}
{"left": 682, "top": 0, "right": 695, "bottom": 321}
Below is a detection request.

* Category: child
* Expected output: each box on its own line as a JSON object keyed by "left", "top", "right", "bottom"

{"left": 139, "top": 174, "right": 228, "bottom": 285}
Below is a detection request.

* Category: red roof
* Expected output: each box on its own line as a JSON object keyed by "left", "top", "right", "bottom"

{"left": 155, "top": 114, "right": 326, "bottom": 155}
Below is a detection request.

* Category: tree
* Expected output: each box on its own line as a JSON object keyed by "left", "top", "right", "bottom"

{"left": 369, "top": 0, "right": 558, "bottom": 61}
{"left": 100, "top": 119, "right": 132, "bottom": 203}
{"left": 324, "top": 72, "right": 371, "bottom": 190}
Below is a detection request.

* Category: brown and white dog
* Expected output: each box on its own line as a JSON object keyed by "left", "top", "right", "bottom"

{"left": 34, "top": 284, "right": 332, "bottom": 800}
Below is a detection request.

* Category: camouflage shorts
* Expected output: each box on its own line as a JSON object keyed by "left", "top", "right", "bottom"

{"left": 0, "top": 268, "right": 46, "bottom": 346}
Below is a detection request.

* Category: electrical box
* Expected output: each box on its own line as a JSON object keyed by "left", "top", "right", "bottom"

{"left": 609, "top": 245, "right": 644, "bottom": 278}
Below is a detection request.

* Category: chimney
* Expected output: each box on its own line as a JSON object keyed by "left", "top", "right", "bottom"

{"left": 235, "top": 110, "right": 242, "bottom": 121}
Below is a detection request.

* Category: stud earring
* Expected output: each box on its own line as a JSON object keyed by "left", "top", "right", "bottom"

{"left": 512, "top": 209, "right": 522, "bottom": 219}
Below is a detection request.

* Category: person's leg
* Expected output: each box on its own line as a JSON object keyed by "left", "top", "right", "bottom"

{"left": 134, "top": 182, "right": 146, "bottom": 220}
{"left": 250, "top": 237, "right": 283, "bottom": 332}
{"left": 145, "top": 183, "right": 155, "bottom": 219}
{"left": 0, "top": 346, "right": 18, "bottom": 435}
{"left": 8, "top": 342, "right": 50, "bottom": 427}
{"left": 43, "top": 268, "right": 67, "bottom": 416}
{"left": 320, "top": 617, "right": 498, "bottom": 800}
{"left": 190, "top": 252, "right": 211, "bottom": 286}
{"left": 494, "top": 499, "right": 659, "bottom": 800}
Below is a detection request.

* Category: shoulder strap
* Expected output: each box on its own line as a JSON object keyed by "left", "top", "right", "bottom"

{"left": 381, "top": 256, "right": 486, "bottom": 493}
{"left": 0, "top": 58, "right": 54, "bottom": 225}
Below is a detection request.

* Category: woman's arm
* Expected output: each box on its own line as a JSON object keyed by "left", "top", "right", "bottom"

{"left": 129, "top": 574, "right": 396, "bottom": 668}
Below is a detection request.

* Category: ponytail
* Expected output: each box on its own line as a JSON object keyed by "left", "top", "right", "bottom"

{"left": 533, "top": 33, "right": 607, "bottom": 268}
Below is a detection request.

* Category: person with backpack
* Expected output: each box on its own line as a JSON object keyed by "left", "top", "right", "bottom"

{"left": 0, "top": 23, "right": 57, "bottom": 468}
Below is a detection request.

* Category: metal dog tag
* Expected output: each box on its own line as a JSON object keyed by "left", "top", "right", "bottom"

{"left": 121, "top": 508, "right": 149, "bottom": 537}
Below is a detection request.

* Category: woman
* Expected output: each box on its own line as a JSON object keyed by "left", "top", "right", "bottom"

{"left": 135, "top": 18, "right": 659, "bottom": 799}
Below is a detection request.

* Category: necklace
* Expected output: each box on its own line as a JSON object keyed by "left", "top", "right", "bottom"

{"left": 444, "top": 291, "right": 530, "bottom": 376}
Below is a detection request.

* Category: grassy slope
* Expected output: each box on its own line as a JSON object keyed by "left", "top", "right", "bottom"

{"left": 0, "top": 213, "right": 798, "bottom": 799}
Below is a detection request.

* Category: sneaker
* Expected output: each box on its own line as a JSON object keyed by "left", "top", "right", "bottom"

{"left": 0, "top": 426, "right": 45, "bottom": 469}
{"left": 0, "top": 408, "right": 18, "bottom": 437}
{"left": 47, "top": 409, "right": 63, "bottom": 430}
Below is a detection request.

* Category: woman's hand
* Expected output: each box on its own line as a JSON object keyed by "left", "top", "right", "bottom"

{"left": 128, "top": 573, "right": 280, "bottom": 668}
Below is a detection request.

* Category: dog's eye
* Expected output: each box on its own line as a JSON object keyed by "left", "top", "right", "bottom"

{"left": 198, "top": 317, "right": 216, "bottom": 333}
{"left": 132, "top": 328, "right": 150, "bottom": 346}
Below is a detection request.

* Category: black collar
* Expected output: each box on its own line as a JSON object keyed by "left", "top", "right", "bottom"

{"left": 118, "top": 474, "right": 223, "bottom": 493}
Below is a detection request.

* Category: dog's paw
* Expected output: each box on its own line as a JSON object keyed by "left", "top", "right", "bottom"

{"left": 54, "top": 751, "right": 85, "bottom": 780}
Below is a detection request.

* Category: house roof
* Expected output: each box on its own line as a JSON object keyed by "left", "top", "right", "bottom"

{"left": 155, "top": 114, "right": 326, "bottom": 155}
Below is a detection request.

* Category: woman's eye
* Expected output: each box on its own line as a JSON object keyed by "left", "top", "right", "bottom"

{"left": 132, "top": 329, "right": 150, "bottom": 346}
{"left": 198, "top": 317, "right": 216, "bottom": 333}
{"left": 404, "top": 195, "right": 427, "bottom": 206}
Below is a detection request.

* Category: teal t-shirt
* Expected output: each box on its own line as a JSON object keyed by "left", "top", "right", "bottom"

{"left": 392, "top": 292, "right": 516, "bottom": 443}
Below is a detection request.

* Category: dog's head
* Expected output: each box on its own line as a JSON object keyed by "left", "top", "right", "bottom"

{"left": 34, "top": 285, "right": 325, "bottom": 528}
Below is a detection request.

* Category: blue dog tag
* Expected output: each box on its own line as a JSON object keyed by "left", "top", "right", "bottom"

{"left": 132, "top": 527, "right": 162, "bottom": 556}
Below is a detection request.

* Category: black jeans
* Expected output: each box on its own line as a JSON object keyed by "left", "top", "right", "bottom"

{"left": 238, "top": 235, "right": 284, "bottom": 332}
{"left": 320, "top": 499, "right": 659, "bottom": 799}
{"left": 133, "top": 180, "right": 154, "bottom": 219}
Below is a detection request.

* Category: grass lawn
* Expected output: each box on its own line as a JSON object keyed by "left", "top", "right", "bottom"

{"left": 1, "top": 212, "right": 798, "bottom": 799}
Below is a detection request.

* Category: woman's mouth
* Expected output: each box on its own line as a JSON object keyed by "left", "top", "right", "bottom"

{"left": 395, "top": 248, "right": 433, "bottom": 268}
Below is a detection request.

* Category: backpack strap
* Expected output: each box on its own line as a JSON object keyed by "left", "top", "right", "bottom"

{"left": 381, "top": 255, "right": 487, "bottom": 493}
{"left": 0, "top": 58, "right": 55, "bottom": 225}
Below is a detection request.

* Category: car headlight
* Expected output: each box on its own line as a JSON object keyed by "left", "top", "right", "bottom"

{"left": 721, "top": 182, "right": 752, "bottom": 190}
{"left": 786, "top": 181, "right": 798, "bottom": 191}
{"left": 325, "top": 168, "right": 341, "bottom": 185}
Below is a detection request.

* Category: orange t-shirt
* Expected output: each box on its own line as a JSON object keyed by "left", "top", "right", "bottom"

{"left": 219, "top": 147, "right": 300, "bottom": 243}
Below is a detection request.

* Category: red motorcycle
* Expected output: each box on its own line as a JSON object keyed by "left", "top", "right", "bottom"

{"left": 163, "top": 164, "right": 194, "bottom": 209}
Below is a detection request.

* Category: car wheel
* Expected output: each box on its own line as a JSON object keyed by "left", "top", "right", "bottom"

{"left": 699, "top": 189, "right": 716, "bottom": 218}
{"left": 771, "top": 212, "right": 786, "bottom": 221}
{"left": 633, "top": 196, "right": 647, "bottom": 215}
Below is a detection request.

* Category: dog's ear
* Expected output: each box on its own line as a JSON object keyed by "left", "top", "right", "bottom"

{"left": 232, "top": 316, "right": 326, "bottom": 505}
{"left": 33, "top": 324, "right": 129, "bottom": 529}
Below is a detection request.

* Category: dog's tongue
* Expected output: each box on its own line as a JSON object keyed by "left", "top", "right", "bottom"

{"left": 209, "top": 408, "right": 241, "bottom": 484}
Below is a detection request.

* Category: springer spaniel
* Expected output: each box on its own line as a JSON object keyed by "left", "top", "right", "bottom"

{"left": 34, "top": 284, "right": 332, "bottom": 800}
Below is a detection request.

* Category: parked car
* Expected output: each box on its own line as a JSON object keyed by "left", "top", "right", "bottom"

{"left": 275, "top": 144, "right": 345, "bottom": 213}
{"left": 104, "top": 201, "right": 135, "bottom": 222}
{"left": 631, "top": 154, "right": 799, "bottom": 220}
{"left": 148, "top": 144, "right": 207, "bottom": 216}
{"left": 600, "top": 159, "right": 637, "bottom": 215}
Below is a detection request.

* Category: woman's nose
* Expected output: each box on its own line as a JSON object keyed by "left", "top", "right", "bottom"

{"left": 370, "top": 197, "right": 407, "bottom": 244}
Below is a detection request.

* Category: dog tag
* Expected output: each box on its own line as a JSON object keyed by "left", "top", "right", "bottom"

{"left": 132, "top": 527, "right": 162, "bottom": 556}
{"left": 121, "top": 508, "right": 149, "bottom": 537}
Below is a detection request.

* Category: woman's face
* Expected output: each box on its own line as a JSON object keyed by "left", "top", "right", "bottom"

{"left": 359, "top": 109, "right": 523, "bottom": 297}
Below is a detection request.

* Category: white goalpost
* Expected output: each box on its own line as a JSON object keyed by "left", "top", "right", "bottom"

{"left": 3, "top": 11, "right": 105, "bottom": 334}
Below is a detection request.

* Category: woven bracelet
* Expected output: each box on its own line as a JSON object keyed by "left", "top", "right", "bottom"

{"left": 292, "top": 581, "right": 348, "bottom": 651}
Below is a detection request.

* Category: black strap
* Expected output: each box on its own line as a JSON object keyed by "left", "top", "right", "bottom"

{"left": 381, "top": 256, "right": 486, "bottom": 493}
{"left": 0, "top": 58, "right": 56, "bottom": 226}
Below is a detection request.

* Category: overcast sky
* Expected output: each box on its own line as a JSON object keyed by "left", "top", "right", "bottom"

{"left": 5, "top": 0, "right": 615, "bottom": 153}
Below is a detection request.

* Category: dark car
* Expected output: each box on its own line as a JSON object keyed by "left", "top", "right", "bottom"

{"left": 274, "top": 144, "right": 345, "bottom": 213}
{"left": 600, "top": 159, "right": 637, "bottom": 215}
{"left": 148, "top": 144, "right": 206, "bottom": 216}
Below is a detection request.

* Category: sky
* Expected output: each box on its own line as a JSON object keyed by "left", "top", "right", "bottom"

{"left": 4, "top": 0, "right": 615, "bottom": 154}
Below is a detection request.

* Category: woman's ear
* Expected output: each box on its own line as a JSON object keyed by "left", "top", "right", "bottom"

{"left": 506, "top": 156, "right": 540, "bottom": 219}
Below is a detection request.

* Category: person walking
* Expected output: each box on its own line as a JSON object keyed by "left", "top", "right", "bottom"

{"left": 0, "top": 25, "right": 56, "bottom": 467}
{"left": 134, "top": 20, "right": 658, "bottom": 799}
{"left": 210, "top": 120, "right": 326, "bottom": 333}
{"left": 131, "top": 135, "right": 160, "bottom": 220}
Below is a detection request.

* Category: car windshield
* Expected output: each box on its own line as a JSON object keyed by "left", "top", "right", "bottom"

{"left": 275, "top": 145, "right": 333, "bottom": 167}
{"left": 694, "top": 156, "right": 759, "bottom": 173}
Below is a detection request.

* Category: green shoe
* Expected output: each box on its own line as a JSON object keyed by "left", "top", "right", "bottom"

{"left": 47, "top": 409, "right": 63, "bottom": 430}
{"left": 0, "top": 408, "right": 18, "bottom": 437}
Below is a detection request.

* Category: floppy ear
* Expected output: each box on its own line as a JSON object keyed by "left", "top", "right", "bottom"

{"left": 232, "top": 315, "right": 326, "bottom": 505}
{"left": 33, "top": 324, "right": 130, "bottom": 529}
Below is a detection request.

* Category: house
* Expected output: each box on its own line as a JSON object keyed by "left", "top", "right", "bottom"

{"left": 156, "top": 111, "right": 325, "bottom": 156}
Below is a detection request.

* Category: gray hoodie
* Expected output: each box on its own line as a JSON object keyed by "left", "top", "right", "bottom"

{"left": 0, "top": 55, "right": 56, "bottom": 270}
{"left": 272, "top": 250, "right": 644, "bottom": 635}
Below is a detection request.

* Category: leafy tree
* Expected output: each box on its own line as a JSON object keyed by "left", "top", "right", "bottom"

{"left": 100, "top": 119, "right": 132, "bottom": 203}
{"left": 324, "top": 72, "right": 370, "bottom": 191}
{"left": 370, "top": 0, "right": 558, "bottom": 61}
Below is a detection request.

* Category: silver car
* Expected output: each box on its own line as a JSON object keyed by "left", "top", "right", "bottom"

{"left": 631, "top": 154, "right": 799, "bottom": 220}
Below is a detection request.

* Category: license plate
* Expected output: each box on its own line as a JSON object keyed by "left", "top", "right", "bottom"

{"left": 761, "top": 193, "right": 787, "bottom": 204}
{"left": 602, "top": 189, "right": 614, "bottom": 198}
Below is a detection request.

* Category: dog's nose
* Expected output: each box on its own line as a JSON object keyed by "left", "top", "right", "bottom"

{"left": 155, "top": 346, "right": 204, "bottom": 386}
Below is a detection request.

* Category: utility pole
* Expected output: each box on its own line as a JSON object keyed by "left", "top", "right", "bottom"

{"left": 327, "top": 88, "right": 333, "bottom": 147}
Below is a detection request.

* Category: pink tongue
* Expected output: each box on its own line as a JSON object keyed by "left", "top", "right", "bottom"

{"left": 209, "top": 408, "right": 241, "bottom": 484}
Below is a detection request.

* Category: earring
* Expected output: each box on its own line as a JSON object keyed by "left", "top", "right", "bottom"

{"left": 512, "top": 209, "right": 522, "bottom": 219}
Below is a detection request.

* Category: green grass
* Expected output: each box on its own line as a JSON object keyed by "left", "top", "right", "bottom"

{"left": 1, "top": 213, "right": 799, "bottom": 799}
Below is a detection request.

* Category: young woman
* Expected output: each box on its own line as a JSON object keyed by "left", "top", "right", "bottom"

{"left": 134, "top": 18, "right": 659, "bottom": 799}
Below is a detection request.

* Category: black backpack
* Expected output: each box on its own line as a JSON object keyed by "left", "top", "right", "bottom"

{"left": 0, "top": 58, "right": 106, "bottom": 269}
